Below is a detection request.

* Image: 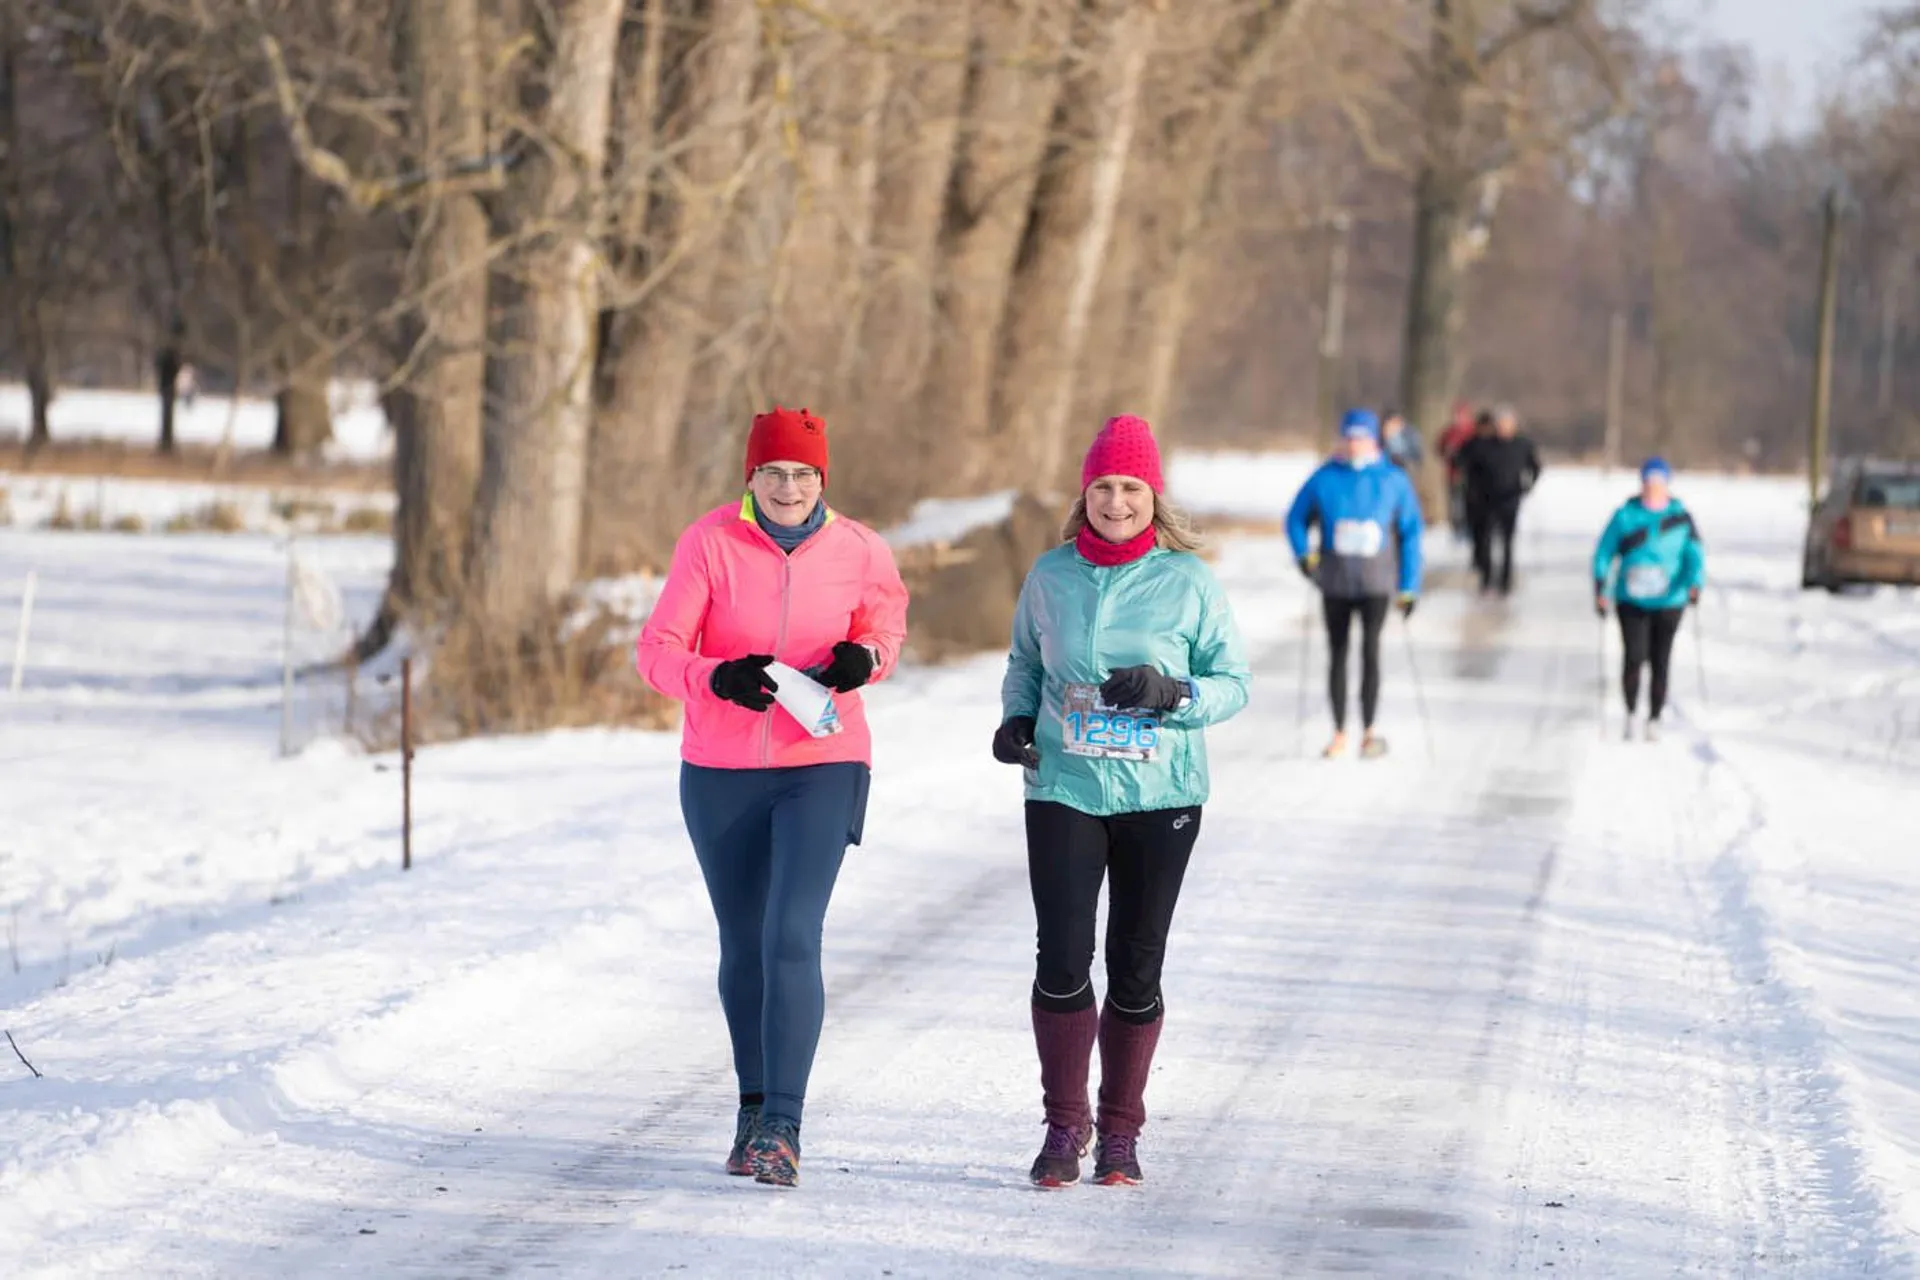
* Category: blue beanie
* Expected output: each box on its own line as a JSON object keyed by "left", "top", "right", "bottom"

{"left": 1640, "top": 456, "right": 1672, "bottom": 481}
{"left": 1340, "top": 408, "right": 1380, "bottom": 441}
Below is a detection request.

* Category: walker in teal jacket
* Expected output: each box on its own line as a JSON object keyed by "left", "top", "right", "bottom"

{"left": 1592, "top": 497, "right": 1705, "bottom": 611}
{"left": 1001, "top": 544, "right": 1250, "bottom": 817}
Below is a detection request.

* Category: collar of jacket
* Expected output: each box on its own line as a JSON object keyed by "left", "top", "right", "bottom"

{"left": 739, "top": 492, "right": 833, "bottom": 551}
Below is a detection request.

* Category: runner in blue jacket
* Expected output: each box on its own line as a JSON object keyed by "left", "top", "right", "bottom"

{"left": 1286, "top": 409, "right": 1424, "bottom": 759}
{"left": 1593, "top": 456, "right": 1705, "bottom": 741}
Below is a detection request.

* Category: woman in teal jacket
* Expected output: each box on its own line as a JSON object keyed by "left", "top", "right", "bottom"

{"left": 1593, "top": 456, "right": 1705, "bottom": 740}
{"left": 992, "top": 415, "right": 1250, "bottom": 1189}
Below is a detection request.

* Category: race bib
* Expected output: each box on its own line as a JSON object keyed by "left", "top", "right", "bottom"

{"left": 1060, "top": 682, "right": 1159, "bottom": 762}
{"left": 1331, "top": 519, "right": 1385, "bottom": 558}
{"left": 1625, "top": 564, "right": 1670, "bottom": 599}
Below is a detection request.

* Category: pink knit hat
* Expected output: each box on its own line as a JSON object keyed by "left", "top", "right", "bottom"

{"left": 1080, "top": 415, "right": 1165, "bottom": 494}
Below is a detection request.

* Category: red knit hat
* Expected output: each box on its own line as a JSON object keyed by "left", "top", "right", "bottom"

{"left": 1081, "top": 414, "right": 1164, "bottom": 494}
{"left": 744, "top": 405, "right": 829, "bottom": 484}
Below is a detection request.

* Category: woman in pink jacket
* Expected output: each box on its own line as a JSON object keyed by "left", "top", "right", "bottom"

{"left": 636, "top": 405, "right": 908, "bottom": 1189}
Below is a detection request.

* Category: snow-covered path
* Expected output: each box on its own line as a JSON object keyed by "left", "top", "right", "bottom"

{"left": 3, "top": 463, "right": 1917, "bottom": 1276}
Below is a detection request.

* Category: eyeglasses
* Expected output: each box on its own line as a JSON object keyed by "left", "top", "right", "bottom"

{"left": 755, "top": 466, "right": 821, "bottom": 487}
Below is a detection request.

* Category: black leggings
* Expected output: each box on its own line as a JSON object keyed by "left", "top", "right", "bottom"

{"left": 1469, "top": 495, "right": 1522, "bottom": 591}
{"left": 1324, "top": 595, "right": 1389, "bottom": 732}
{"left": 1027, "top": 801, "right": 1202, "bottom": 1026}
{"left": 1617, "top": 603, "right": 1684, "bottom": 719}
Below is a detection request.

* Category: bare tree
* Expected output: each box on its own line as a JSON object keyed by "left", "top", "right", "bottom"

{"left": 1399, "top": 0, "right": 1624, "bottom": 504}
{"left": 585, "top": 0, "right": 763, "bottom": 573}
{"left": 465, "top": 0, "right": 625, "bottom": 627}
{"left": 0, "top": 11, "right": 58, "bottom": 446}
{"left": 377, "top": 0, "right": 492, "bottom": 638}
{"left": 990, "top": 0, "right": 1156, "bottom": 488}
{"left": 913, "top": 0, "right": 1068, "bottom": 483}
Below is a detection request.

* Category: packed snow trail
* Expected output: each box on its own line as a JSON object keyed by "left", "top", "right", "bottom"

{"left": 3, "top": 465, "right": 1915, "bottom": 1276}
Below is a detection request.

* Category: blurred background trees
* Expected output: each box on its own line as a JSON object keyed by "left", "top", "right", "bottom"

{"left": 0, "top": 0, "right": 1915, "bottom": 692}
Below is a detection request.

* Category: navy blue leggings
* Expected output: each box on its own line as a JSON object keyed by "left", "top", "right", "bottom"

{"left": 680, "top": 761, "right": 870, "bottom": 1128}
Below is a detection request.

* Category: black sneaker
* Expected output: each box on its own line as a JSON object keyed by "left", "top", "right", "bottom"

{"left": 748, "top": 1116, "right": 801, "bottom": 1188}
{"left": 1029, "top": 1122, "right": 1092, "bottom": 1189}
{"left": 1093, "top": 1130, "right": 1142, "bottom": 1186}
{"left": 725, "top": 1103, "right": 760, "bottom": 1176}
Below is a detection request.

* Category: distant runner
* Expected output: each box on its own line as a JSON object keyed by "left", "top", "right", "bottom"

{"left": 1285, "top": 409, "right": 1424, "bottom": 759}
{"left": 1593, "top": 456, "right": 1705, "bottom": 741}
{"left": 1456, "top": 403, "right": 1542, "bottom": 596}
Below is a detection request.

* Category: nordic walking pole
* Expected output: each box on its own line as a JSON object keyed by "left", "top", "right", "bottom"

{"left": 1296, "top": 604, "right": 1311, "bottom": 757}
{"left": 1400, "top": 614, "right": 1436, "bottom": 762}
{"left": 1691, "top": 600, "right": 1709, "bottom": 709}
{"left": 1596, "top": 605, "right": 1608, "bottom": 741}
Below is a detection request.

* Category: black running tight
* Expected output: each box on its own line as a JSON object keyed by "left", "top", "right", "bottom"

{"left": 1323, "top": 594, "right": 1389, "bottom": 732}
{"left": 1617, "top": 602, "right": 1684, "bottom": 720}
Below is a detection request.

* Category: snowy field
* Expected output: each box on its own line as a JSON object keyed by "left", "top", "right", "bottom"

{"left": 0, "top": 382, "right": 392, "bottom": 462}
{"left": 3, "top": 456, "right": 1919, "bottom": 1277}
{"left": 0, "top": 381, "right": 394, "bottom": 537}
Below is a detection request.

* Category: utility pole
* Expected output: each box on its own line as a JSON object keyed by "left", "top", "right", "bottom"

{"left": 1810, "top": 186, "right": 1842, "bottom": 506}
{"left": 1604, "top": 309, "right": 1626, "bottom": 473}
{"left": 1879, "top": 252, "right": 1902, "bottom": 414}
{"left": 1315, "top": 211, "right": 1352, "bottom": 432}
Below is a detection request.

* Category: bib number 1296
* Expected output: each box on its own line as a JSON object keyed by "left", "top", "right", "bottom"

{"left": 1062, "top": 682, "right": 1159, "bottom": 761}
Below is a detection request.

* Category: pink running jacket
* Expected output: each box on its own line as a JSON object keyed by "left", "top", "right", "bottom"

{"left": 637, "top": 499, "right": 909, "bottom": 769}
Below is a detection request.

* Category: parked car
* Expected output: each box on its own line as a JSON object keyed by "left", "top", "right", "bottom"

{"left": 1802, "top": 457, "right": 1920, "bottom": 591}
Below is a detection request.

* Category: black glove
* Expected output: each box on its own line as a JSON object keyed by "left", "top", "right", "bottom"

{"left": 1397, "top": 593, "right": 1417, "bottom": 619}
{"left": 710, "top": 654, "right": 776, "bottom": 710}
{"left": 1099, "top": 665, "right": 1187, "bottom": 712}
{"left": 808, "top": 641, "right": 874, "bottom": 692}
{"left": 992, "top": 716, "right": 1040, "bottom": 768}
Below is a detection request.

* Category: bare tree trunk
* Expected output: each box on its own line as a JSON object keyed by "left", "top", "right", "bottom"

{"left": 273, "top": 361, "right": 333, "bottom": 457}
{"left": 1068, "top": 181, "right": 1147, "bottom": 430}
{"left": 820, "top": 11, "right": 901, "bottom": 388}
{"left": 24, "top": 364, "right": 51, "bottom": 446}
{"left": 155, "top": 326, "right": 183, "bottom": 454}
{"left": 990, "top": 0, "right": 1154, "bottom": 489}
{"left": 377, "top": 0, "right": 490, "bottom": 641}
{"left": 1400, "top": 0, "right": 1473, "bottom": 514}
{"left": 0, "top": 16, "right": 53, "bottom": 450}
{"left": 914, "top": 0, "right": 1068, "bottom": 488}
{"left": 852, "top": 4, "right": 973, "bottom": 423}
{"left": 467, "top": 0, "right": 624, "bottom": 625}
{"left": 1127, "top": 0, "right": 1315, "bottom": 429}
{"left": 585, "top": 0, "right": 761, "bottom": 574}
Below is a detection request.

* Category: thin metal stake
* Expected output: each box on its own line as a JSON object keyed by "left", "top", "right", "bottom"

{"left": 402, "top": 655, "right": 414, "bottom": 872}
{"left": 9, "top": 569, "right": 36, "bottom": 696}
{"left": 1401, "top": 616, "right": 1436, "bottom": 762}
{"left": 1296, "top": 604, "right": 1312, "bottom": 757}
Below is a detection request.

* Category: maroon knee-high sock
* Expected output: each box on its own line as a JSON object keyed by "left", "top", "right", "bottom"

{"left": 1031, "top": 1004, "right": 1097, "bottom": 1130}
{"left": 1096, "top": 1005, "right": 1163, "bottom": 1139}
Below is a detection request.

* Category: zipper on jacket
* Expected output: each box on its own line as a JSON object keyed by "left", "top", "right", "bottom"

{"left": 744, "top": 512, "right": 833, "bottom": 768}
{"left": 1087, "top": 560, "right": 1111, "bottom": 813}
{"left": 765, "top": 554, "right": 794, "bottom": 767}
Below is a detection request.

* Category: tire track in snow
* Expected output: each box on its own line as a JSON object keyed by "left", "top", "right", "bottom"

{"left": 1675, "top": 724, "right": 1906, "bottom": 1271}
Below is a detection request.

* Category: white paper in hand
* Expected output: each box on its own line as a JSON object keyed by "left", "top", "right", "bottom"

{"left": 765, "top": 660, "right": 843, "bottom": 738}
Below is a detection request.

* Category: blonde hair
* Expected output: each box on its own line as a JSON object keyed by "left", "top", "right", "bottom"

{"left": 1062, "top": 494, "right": 1205, "bottom": 554}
